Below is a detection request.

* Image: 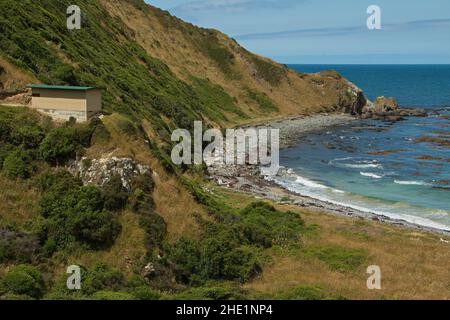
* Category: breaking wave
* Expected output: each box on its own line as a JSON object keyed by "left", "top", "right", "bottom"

{"left": 360, "top": 172, "right": 383, "bottom": 179}
{"left": 394, "top": 180, "right": 430, "bottom": 186}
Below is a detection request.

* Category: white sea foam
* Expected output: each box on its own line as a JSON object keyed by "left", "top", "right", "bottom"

{"left": 394, "top": 180, "right": 430, "bottom": 186}
{"left": 269, "top": 174, "right": 450, "bottom": 232}
{"left": 330, "top": 157, "right": 382, "bottom": 169}
{"left": 295, "top": 176, "right": 327, "bottom": 189}
{"left": 345, "top": 163, "right": 382, "bottom": 169}
{"left": 360, "top": 172, "right": 383, "bottom": 179}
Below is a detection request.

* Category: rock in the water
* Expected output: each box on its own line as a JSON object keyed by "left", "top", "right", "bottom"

{"left": 69, "top": 156, "right": 151, "bottom": 191}
{"left": 361, "top": 95, "right": 427, "bottom": 121}
{"left": 398, "top": 108, "right": 428, "bottom": 117}
{"left": 374, "top": 96, "right": 399, "bottom": 113}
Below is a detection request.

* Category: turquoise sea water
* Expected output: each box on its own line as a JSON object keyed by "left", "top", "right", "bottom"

{"left": 273, "top": 65, "right": 450, "bottom": 231}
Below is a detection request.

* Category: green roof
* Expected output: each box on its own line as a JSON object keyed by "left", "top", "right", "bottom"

{"left": 27, "top": 84, "right": 97, "bottom": 91}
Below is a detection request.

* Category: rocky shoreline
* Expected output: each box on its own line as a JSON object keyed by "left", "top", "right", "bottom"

{"left": 208, "top": 114, "right": 450, "bottom": 237}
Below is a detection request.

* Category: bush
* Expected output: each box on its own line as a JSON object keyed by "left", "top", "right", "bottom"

{"left": 162, "top": 238, "right": 201, "bottom": 284}
{"left": 240, "top": 202, "right": 304, "bottom": 247}
{"left": 38, "top": 169, "right": 82, "bottom": 193}
{"left": 2, "top": 147, "right": 33, "bottom": 179}
{"left": 0, "top": 120, "right": 11, "bottom": 142}
{"left": 71, "top": 210, "right": 121, "bottom": 248}
{"left": 131, "top": 172, "right": 155, "bottom": 194}
{"left": 199, "top": 235, "right": 260, "bottom": 282}
{"left": 38, "top": 170, "right": 121, "bottom": 249}
{"left": 0, "top": 228, "right": 40, "bottom": 263}
{"left": 39, "top": 127, "right": 79, "bottom": 164}
{"left": 11, "top": 125, "right": 45, "bottom": 149}
{"left": 139, "top": 213, "right": 167, "bottom": 250}
{"left": 102, "top": 174, "right": 129, "bottom": 211}
{"left": 2, "top": 264, "right": 45, "bottom": 298}
{"left": 132, "top": 286, "right": 161, "bottom": 300}
{"left": 89, "top": 118, "right": 111, "bottom": 145}
{"left": 164, "top": 228, "right": 261, "bottom": 284}
{"left": 82, "top": 263, "right": 126, "bottom": 295}
{"left": 0, "top": 143, "right": 14, "bottom": 170}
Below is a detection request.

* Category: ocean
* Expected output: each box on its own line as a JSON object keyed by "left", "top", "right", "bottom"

{"left": 273, "top": 65, "right": 450, "bottom": 231}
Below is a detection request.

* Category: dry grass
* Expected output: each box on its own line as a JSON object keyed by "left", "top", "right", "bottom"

{"left": 0, "top": 55, "right": 37, "bottom": 91}
{"left": 214, "top": 187, "right": 450, "bottom": 300}
{"left": 0, "top": 175, "right": 40, "bottom": 227}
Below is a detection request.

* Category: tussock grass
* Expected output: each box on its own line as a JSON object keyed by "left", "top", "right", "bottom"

{"left": 213, "top": 187, "right": 450, "bottom": 300}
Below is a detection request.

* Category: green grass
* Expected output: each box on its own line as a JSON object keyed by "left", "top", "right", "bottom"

{"left": 246, "top": 88, "right": 279, "bottom": 113}
{"left": 244, "top": 52, "right": 287, "bottom": 86}
{"left": 304, "top": 245, "right": 368, "bottom": 272}
{"left": 190, "top": 77, "right": 247, "bottom": 121}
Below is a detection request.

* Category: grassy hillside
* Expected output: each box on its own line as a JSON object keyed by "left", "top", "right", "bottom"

{"left": 0, "top": 0, "right": 448, "bottom": 301}
{"left": 0, "top": 0, "right": 361, "bottom": 128}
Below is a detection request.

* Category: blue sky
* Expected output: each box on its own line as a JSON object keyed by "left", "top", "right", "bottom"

{"left": 146, "top": 0, "right": 450, "bottom": 64}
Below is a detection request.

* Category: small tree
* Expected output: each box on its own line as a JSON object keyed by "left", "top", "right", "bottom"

{"left": 39, "top": 127, "right": 78, "bottom": 165}
{"left": 11, "top": 125, "right": 45, "bottom": 149}
{"left": 102, "top": 174, "right": 129, "bottom": 211}
{"left": 71, "top": 210, "right": 121, "bottom": 248}
{"left": 2, "top": 264, "right": 45, "bottom": 299}
{"left": 3, "top": 147, "right": 32, "bottom": 179}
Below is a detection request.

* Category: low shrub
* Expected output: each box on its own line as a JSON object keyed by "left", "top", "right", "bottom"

{"left": 38, "top": 170, "right": 121, "bottom": 249}
{"left": 0, "top": 228, "right": 40, "bottom": 263}
{"left": 3, "top": 147, "right": 34, "bottom": 179}
{"left": 276, "top": 285, "right": 326, "bottom": 300}
{"left": 71, "top": 210, "right": 121, "bottom": 248}
{"left": 82, "top": 263, "right": 126, "bottom": 295}
{"left": 102, "top": 174, "right": 129, "bottom": 211}
{"left": 240, "top": 202, "right": 304, "bottom": 247}
{"left": 305, "top": 245, "right": 368, "bottom": 272}
{"left": 132, "top": 286, "right": 162, "bottom": 300}
{"left": 139, "top": 213, "right": 167, "bottom": 250}
{"left": 164, "top": 228, "right": 261, "bottom": 285}
{"left": 11, "top": 125, "right": 45, "bottom": 149}
{"left": 39, "top": 127, "right": 80, "bottom": 165}
{"left": 2, "top": 264, "right": 45, "bottom": 299}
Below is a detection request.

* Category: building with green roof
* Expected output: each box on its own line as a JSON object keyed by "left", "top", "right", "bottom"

{"left": 27, "top": 84, "right": 102, "bottom": 122}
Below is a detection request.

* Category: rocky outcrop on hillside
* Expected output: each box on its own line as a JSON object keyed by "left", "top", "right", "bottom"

{"left": 0, "top": 89, "right": 31, "bottom": 106}
{"left": 342, "top": 80, "right": 368, "bottom": 115}
{"left": 361, "top": 96, "right": 427, "bottom": 121}
{"left": 69, "top": 156, "right": 151, "bottom": 191}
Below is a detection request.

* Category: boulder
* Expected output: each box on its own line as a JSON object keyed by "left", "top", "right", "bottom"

{"left": 360, "top": 96, "right": 427, "bottom": 121}
{"left": 373, "top": 96, "right": 399, "bottom": 113}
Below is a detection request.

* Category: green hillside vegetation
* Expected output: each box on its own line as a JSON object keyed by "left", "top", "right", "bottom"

{"left": 0, "top": 0, "right": 246, "bottom": 136}
{"left": 0, "top": 0, "right": 449, "bottom": 301}
{"left": 0, "top": 107, "right": 312, "bottom": 299}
